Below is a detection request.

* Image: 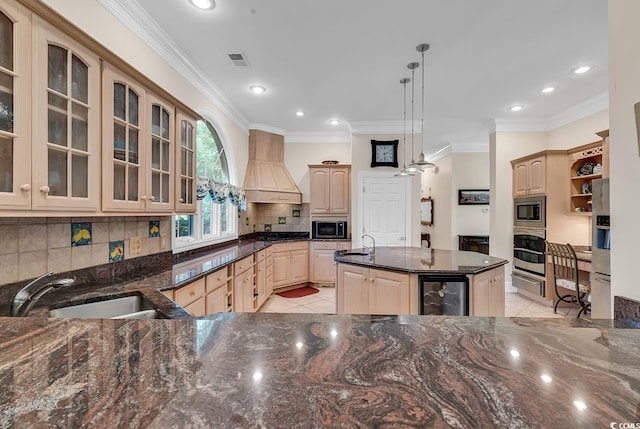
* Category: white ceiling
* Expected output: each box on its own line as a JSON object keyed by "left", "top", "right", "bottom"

{"left": 114, "top": 0, "right": 608, "bottom": 153}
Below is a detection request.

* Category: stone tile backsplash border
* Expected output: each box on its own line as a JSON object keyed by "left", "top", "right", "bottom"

{"left": 0, "top": 217, "right": 171, "bottom": 285}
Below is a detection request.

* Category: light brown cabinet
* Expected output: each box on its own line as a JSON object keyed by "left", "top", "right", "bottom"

{"left": 175, "top": 110, "right": 197, "bottom": 213}
{"left": 145, "top": 92, "right": 175, "bottom": 212}
{"left": 336, "top": 264, "right": 411, "bottom": 315}
{"left": 172, "top": 277, "right": 206, "bottom": 317}
{"left": 311, "top": 241, "right": 351, "bottom": 284}
{"left": 271, "top": 241, "right": 309, "bottom": 289}
{"left": 512, "top": 155, "right": 545, "bottom": 197}
{"left": 165, "top": 266, "right": 232, "bottom": 316}
{"left": 233, "top": 254, "right": 255, "bottom": 312}
{"left": 470, "top": 266, "right": 505, "bottom": 317}
{"left": 309, "top": 165, "right": 351, "bottom": 215}
{"left": 567, "top": 133, "right": 607, "bottom": 215}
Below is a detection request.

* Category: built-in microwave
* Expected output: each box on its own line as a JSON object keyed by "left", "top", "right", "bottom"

{"left": 514, "top": 196, "right": 546, "bottom": 228}
{"left": 312, "top": 221, "right": 347, "bottom": 239}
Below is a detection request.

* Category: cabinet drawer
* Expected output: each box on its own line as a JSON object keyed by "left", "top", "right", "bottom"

{"left": 234, "top": 255, "right": 254, "bottom": 275}
{"left": 174, "top": 278, "right": 206, "bottom": 307}
{"left": 205, "top": 286, "right": 228, "bottom": 314}
{"left": 183, "top": 296, "right": 206, "bottom": 317}
{"left": 206, "top": 267, "right": 229, "bottom": 293}
{"left": 312, "top": 241, "right": 338, "bottom": 250}
{"left": 337, "top": 241, "right": 352, "bottom": 251}
{"left": 272, "top": 241, "right": 309, "bottom": 253}
{"left": 257, "top": 249, "right": 267, "bottom": 262}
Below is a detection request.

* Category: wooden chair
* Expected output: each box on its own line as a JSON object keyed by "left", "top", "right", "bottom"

{"left": 546, "top": 241, "right": 591, "bottom": 318}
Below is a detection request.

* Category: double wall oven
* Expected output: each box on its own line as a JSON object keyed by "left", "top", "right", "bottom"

{"left": 512, "top": 196, "right": 546, "bottom": 296}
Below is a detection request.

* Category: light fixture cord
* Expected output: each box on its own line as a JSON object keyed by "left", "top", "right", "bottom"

{"left": 421, "top": 49, "right": 425, "bottom": 155}
{"left": 411, "top": 67, "right": 415, "bottom": 162}
{"left": 403, "top": 80, "right": 407, "bottom": 166}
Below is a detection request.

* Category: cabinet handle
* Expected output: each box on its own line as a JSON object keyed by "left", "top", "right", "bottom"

{"left": 149, "top": 196, "right": 155, "bottom": 201}
{"left": 179, "top": 198, "right": 184, "bottom": 203}
{"left": 39, "top": 185, "right": 50, "bottom": 194}
{"left": 20, "top": 184, "right": 31, "bottom": 192}
{"left": 141, "top": 196, "right": 147, "bottom": 200}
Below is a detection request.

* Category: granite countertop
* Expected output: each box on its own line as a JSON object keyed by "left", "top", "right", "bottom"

{"left": 0, "top": 313, "right": 638, "bottom": 427}
{"left": 0, "top": 237, "right": 311, "bottom": 318}
{"left": 335, "top": 247, "right": 508, "bottom": 274}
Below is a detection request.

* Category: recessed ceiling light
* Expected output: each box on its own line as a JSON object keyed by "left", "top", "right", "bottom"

{"left": 541, "top": 87, "right": 555, "bottom": 94}
{"left": 189, "top": 0, "right": 215, "bottom": 10}
{"left": 508, "top": 105, "right": 524, "bottom": 112}
{"left": 296, "top": 111, "right": 305, "bottom": 117}
{"left": 573, "top": 66, "right": 591, "bottom": 74}
{"left": 249, "top": 85, "right": 266, "bottom": 94}
{"left": 329, "top": 119, "right": 340, "bottom": 125}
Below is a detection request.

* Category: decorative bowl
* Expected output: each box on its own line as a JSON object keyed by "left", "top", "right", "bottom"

{"left": 321, "top": 160, "right": 339, "bottom": 165}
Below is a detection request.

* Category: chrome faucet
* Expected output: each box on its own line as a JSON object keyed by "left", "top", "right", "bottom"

{"left": 362, "top": 234, "right": 376, "bottom": 256}
{"left": 11, "top": 272, "right": 75, "bottom": 317}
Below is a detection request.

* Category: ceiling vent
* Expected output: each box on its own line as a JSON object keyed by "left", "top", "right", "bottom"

{"left": 228, "top": 52, "right": 250, "bottom": 67}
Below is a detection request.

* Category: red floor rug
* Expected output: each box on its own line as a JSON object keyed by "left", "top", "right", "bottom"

{"left": 277, "top": 286, "right": 319, "bottom": 299}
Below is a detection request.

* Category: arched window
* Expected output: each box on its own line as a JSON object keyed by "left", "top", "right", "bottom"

{"left": 174, "top": 119, "right": 236, "bottom": 251}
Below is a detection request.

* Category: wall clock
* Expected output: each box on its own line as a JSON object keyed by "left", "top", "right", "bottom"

{"left": 370, "top": 140, "right": 399, "bottom": 168}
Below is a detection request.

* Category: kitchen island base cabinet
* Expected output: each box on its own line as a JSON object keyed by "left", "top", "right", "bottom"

{"left": 337, "top": 264, "right": 412, "bottom": 315}
{"left": 469, "top": 266, "right": 505, "bottom": 317}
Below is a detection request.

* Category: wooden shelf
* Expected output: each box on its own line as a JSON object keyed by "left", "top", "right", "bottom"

{"left": 571, "top": 173, "right": 602, "bottom": 180}
{"left": 571, "top": 193, "right": 593, "bottom": 198}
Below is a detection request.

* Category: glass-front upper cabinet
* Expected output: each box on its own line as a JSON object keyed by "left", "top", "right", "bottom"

{"left": 102, "top": 62, "right": 146, "bottom": 212}
{"left": 0, "top": 1, "right": 30, "bottom": 210}
{"left": 32, "top": 16, "right": 100, "bottom": 211}
{"left": 175, "top": 110, "right": 196, "bottom": 213}
{"left": 146, "top": 93, "right": 174, "bottom": 212}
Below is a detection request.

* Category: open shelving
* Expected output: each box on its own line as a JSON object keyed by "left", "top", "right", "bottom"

{"left": 568, "top": 141, "right": 603, "bottom": 215}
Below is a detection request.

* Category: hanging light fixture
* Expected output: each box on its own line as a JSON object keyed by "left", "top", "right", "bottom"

{"left": 405, "top": 62, "right": 423, "bottom": 174}
{"left": 410, "top": 43, "right": 436, "bottom": 169}
{"left": 395, "top": 77, "right": 414, "bottom": 177}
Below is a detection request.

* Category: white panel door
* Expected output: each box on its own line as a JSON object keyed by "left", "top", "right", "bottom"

{"left": 362, "top": 176, "right": 407, "bottom": 246}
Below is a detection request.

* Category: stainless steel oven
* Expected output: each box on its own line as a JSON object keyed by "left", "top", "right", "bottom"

{"left": 514, "top": 196, "right": 545, "bottom": 228}
{"left": 512, "top": 226, "right": 546, "bottom": 296}
{"left": 513, "top": 226, "right": 546, "bottom": 277}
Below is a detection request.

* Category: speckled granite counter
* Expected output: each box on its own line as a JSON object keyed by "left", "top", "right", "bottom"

{"left": 0, "top": 239, "right": 309, "bottom": 318}
{"left": 335, "top": 247, "right": 508, "bottom": 274}
{"left": 0, "top": 313, "right": 638, "bottom": 428}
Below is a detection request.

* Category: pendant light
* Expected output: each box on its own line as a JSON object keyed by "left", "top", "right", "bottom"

{"left": 405, "top": 62, "right": 423, "bottom": 174}
{"left": 410, "top": 43, "right": 436, "bottom": 169}
{"left": 395, "top": 77, "right": 414, "bottom": 177}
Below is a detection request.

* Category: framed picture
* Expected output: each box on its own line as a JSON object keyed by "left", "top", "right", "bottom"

{"left": 458, "top": 189, "right": 490, "bottom": 205}
{"left": 420, "top": 197, "right": 433, "bottom": 226}
{"left": 370, "top": 140, "right": 399, "bottom": 168}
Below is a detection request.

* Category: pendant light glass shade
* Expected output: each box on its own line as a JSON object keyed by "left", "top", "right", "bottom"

{"left": 395, "top": 77, "right": 415, "bottom": 177}
{"left": 411, "top": 43, "right": 435, "bottom": 169}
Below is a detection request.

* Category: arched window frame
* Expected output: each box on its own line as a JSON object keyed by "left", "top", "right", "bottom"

{"left": 172, "top": 117, "right": 238, "bottom": 253}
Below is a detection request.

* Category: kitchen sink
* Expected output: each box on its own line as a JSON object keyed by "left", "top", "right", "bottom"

{"left": 49, "top": 294, "right": 165, "bottom": 319}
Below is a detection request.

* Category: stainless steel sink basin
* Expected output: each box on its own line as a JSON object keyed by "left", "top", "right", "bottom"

{"left": 49, "top": 295, "right": 164, "bottom": 319}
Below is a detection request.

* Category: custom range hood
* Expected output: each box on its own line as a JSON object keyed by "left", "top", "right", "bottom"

{"left": 242, "top": 129, "right": 302, "bottom": 204}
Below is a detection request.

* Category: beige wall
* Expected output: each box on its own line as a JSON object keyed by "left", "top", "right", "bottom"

{"left": 421, "top": 155, "right": 452, "bottom": 250}
{"left": 548, "top": 109, "right": 609, "bottom": 150}
{"left": 609, "top": 0, "right": 640, "bottom": 305}
{"left": 421, "top": 152, "right": 490, "bottom": 250}
{"left": 40, "top": 0, "right": 249, "bottom": 185}
{"left": 284, "top": 143, "right": 352, "bottom": 203}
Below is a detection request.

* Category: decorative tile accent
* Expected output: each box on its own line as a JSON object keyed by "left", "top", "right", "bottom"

{"left": 109, "top": 241, "right": 125, "bottom": 263}
{"left": 292, "top": 209, "right": 300, "bottom": 217}
{"left": 278, "top": 217, "right": 286, "bottom": 225}
{"left": 264, "top": 224, "right": 272, "bottom": 232}
{"left": 71, "top": 222, "right": 92, "bottom": 247}
{"left": 149, "top": 220, "right": 160, "bottom": 238}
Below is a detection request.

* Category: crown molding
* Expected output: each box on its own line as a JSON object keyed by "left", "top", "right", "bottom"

{"left": 426, "top": 145, "right": 452, "bottom": 163}
{"left": 96, "top": 0, "right": 250, "bottom": 133}
{"left": 491, "top": 91, "right": 609, "bottom": 134}
{"left": 285, "top": 131, "right": 352, "bottom": 144}
{"left": 350, "top": 121, "right": 406, "bottom": 135}
{"left": 249, "top": 123, "right": 287, "bottom": 136}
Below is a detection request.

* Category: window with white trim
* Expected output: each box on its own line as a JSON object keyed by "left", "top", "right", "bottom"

{"left": 173, "top": 119, "right": 236, "bottom": 252}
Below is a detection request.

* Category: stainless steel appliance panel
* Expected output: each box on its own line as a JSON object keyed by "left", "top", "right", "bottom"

{"left": 514, "top": 196, "right": 546, "bottom": 228}
{"left": 513, "top": 226, "right": 546, "bottom": 277}
{"left": 512, "top": 272, "right": 545, "bottom": 297}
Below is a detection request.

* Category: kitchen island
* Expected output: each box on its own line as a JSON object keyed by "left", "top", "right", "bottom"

{"left": 335, "top": 247, "right": 508, "bottom": 316}
{"left": 0, "top": 313, "right": 638, "bottom": 427}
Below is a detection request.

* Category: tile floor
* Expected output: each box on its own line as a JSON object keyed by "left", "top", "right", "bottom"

{"left": 259, "top": 285, "right": 589, "bottom": 318}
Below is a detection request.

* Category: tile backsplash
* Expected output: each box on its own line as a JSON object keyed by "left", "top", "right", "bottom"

{"left": 0, "top": 217, "right": 171, "bottom": 285}
{"left": 239, "top": 203, "right": 310, "bottom": 234}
